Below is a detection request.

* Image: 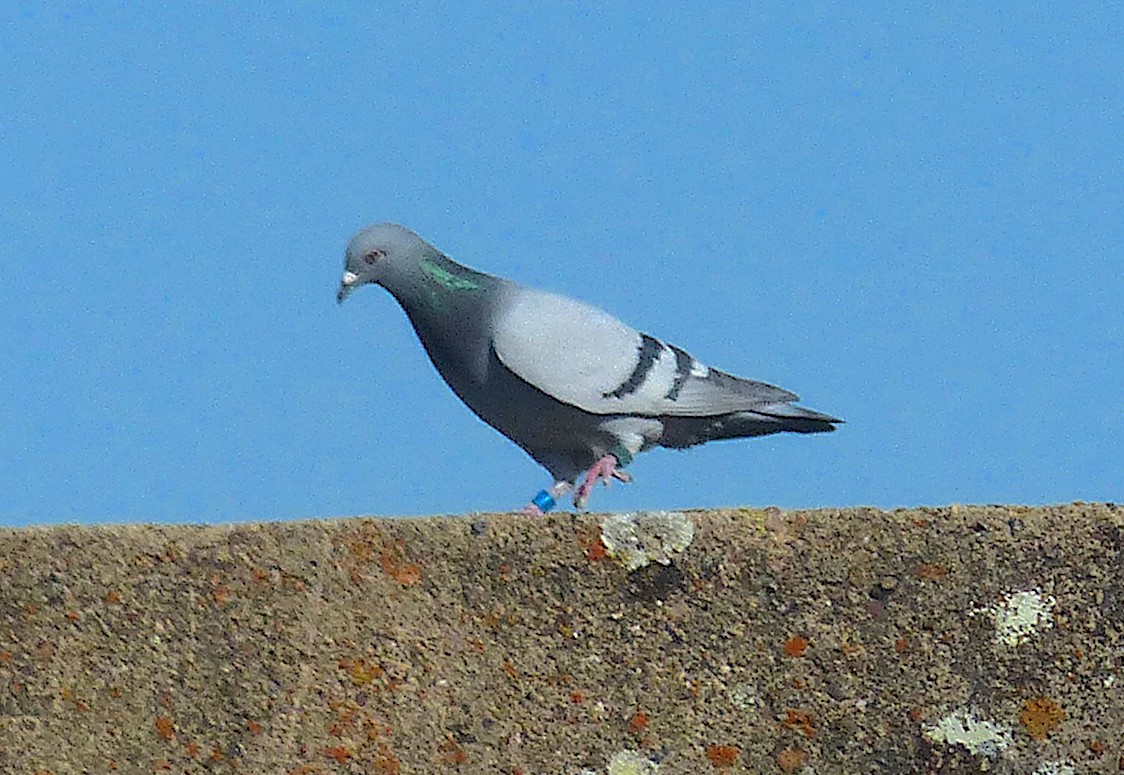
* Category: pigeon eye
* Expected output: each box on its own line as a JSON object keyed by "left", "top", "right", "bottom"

{"left": 363, "top": 249, "right": 384, "bottom": 265}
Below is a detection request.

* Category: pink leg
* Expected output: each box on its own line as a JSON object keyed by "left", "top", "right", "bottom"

{"left": 573, "top": 454, "right": 633, "bottom": 509}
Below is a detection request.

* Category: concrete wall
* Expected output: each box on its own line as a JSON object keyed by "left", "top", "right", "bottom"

{"left": 1, "top": 503, "right": 1121, "bottom": 773}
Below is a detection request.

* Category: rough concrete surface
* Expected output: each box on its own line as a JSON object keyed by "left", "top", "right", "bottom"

{"left": 1, "top": 503, "right": 1122, "bottom": 774}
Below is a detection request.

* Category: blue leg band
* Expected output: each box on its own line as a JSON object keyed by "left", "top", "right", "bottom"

{"left": 532, "top": 490, "right": 556, "bottom": 513}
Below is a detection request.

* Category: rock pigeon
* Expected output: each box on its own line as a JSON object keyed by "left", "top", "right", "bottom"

{"left": 337, "top": 223, "right": 841, "bottom": 512}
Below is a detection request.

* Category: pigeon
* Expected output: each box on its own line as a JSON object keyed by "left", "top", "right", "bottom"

{"left": 337, "top": 223, "right": 841, "bottom": 512}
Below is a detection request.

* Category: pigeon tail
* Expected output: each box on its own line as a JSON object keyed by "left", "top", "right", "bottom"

{"left": 752, "top": 402, "right": 842, "bottom": 428}
{"left": 660, "top": 404, "right": 841, "bottom": 448}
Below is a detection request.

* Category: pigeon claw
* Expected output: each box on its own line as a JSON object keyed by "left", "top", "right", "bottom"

{"left": 573, "top": 454, "right": 631, "bottom": 510}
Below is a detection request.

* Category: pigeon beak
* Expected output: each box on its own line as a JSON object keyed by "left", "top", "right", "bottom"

{"left": 337, "top": 271, "right": 360, "bottom": 304}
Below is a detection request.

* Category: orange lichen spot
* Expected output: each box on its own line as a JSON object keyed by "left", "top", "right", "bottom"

{"left": 570, "top": 691, "right": 585, "bottom": 704}
{"left": 628, "top": 711, "right": 650, "bottom": 734}
{"left": 332, "top": 699, "right": 361, "bottom": 720}
{"left": 1020, "top": 696, "right": 1065, "bottom": 740}
{"left": 324, "top": 746, "right": 352, "bottom": 764}
{"left": 437, "top": 738, "right": 467, "bottom": 764}
{"left": 364, "top": 719, "right": 393, "bottom": 740}
{"left": 58, "top": 685, "right": 86, "bottom": 709}
{"left": 328, "top": 705, "right": 357, "bottom": 732}
{"left": 894, "top": 637, "right": 908, "bottom": 653}
{"left": 502, "top": 661, "right": 519, "bottom": 679}
{"left": 25, "top": 602, "right": 40, "bottom": 616}
{"left": 0, "top": 650, "right": 11, "bottom": 664}
{"left": 394, "top": 563, "right": 422, "bottom": 585}
{"left": 576, "top": 527, "right": 609, "bottom": 562}
{"left": 104, "top": 591, "right": 121, "bottom": 605}
{"left": 840, "top": 641, "right": 864, "bottom": 657}
{"left": 247, "top": 719, "right": 263, "bottom": 735}
{"left": 783, "top": 635, "right": 809, "bottom": 657}
{"left": 372, "top": 745, "right": 400, "bottom": 774}
{"left": 782, "top": 709, "right": 815, "bottom": 738}
{"left": 1087, "top": 739, "right": 1105, "bottom": 756}
{"left": 184, "top": 741, "right": 200, "bottom": 758}
{"left": 378, "top": 546, "right": 423, "bottom": 586}
{"left": 107, "top": 760, "right": 118, "bottom": 771}
{"left": 211, "top": 585, "right": 230, "bottom": 607}
{"left": 154, "top": 716, "right": 175, "bottom": 742}
{"left": 587, "top": 540, "right": 608, "bottom": 562}
{"left": 776, "top": 748, "right": 807, "bottom": 773}
{"left": 209, "top": 746, "right": 225, "bottom": 762}
{"left": 347, "top": 533, "right": 378, "bottom": 563}
{"left": 66, "top": 609, "right": 79, "bottom": 622}
{"left": 908, "top": 708, "right": 923, "bottom": 722}
{"left": 706, "top": 744, "right": 739, "bottom": 768}
{"left": 346, "top": 657, "right": 384, "bottom": 686}
{"left": 285, "top": 766, "right": 320, "bottom": 775}
{"left": 154, "top": 759, "right": 172, "bottom": 771}
{"left": 916, "top": 563, "right": 948, "bottom": 580}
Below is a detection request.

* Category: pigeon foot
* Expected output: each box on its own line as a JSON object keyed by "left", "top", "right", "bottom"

{"left": 573, "top": 454, "right": 632, "bottom": 509}
{"left": 521, "top": 481, "right": 573, "bottom": 515}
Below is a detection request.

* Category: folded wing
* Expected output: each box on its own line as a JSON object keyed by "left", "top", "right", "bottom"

{"left": 492, "top": 287, "right": 801, "bottom": 418}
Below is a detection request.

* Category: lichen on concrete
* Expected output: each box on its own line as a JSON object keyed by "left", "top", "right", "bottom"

{"left": 988, "top": 587, "right": 1057, "bottom": 647}
{"left": 0, "top": 503, "right": 1121, "bottom": 773}
{"left": 924, "top": 707, "right": 1013, "bottom": 759}
{"left": 605, "top": 748, "right": 660, "bottom": 774}
{"left": 599, "top": 510, "right": 695, "bottom": 570}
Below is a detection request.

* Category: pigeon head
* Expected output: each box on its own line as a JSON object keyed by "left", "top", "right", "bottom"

{"left": 337, "top": 222, "right": 433, "bottom": 303}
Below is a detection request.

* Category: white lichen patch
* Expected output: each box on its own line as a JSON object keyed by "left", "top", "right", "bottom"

{"left": 606, "top": 748, "right": 660, "bottom": 774}
{"left": 729, "top": 682, "right": 763, "bottom": 710}
{"left": 600, "top": 511, "right": 695, "bottom": 571}
{"left": 990, "top": 588, "right": 1057, "bottom": 646}
{"left": 924, "top": 708, "right": 1013, "bottom": 759}
{"left": 1034, "top": 761, "right": 1075, "bottom": 775}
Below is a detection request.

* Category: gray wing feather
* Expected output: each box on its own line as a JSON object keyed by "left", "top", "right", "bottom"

{"left": 492, "top": 285, "right": 806, "bottom": 418}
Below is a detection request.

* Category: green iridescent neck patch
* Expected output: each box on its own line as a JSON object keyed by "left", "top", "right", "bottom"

{"left": 420, "top": 258, "right": 481, "bottom": 291}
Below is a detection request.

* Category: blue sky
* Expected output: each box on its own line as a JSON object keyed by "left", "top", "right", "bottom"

{"left": 2, "top": 4, "right": 1121, "bottom": 525}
